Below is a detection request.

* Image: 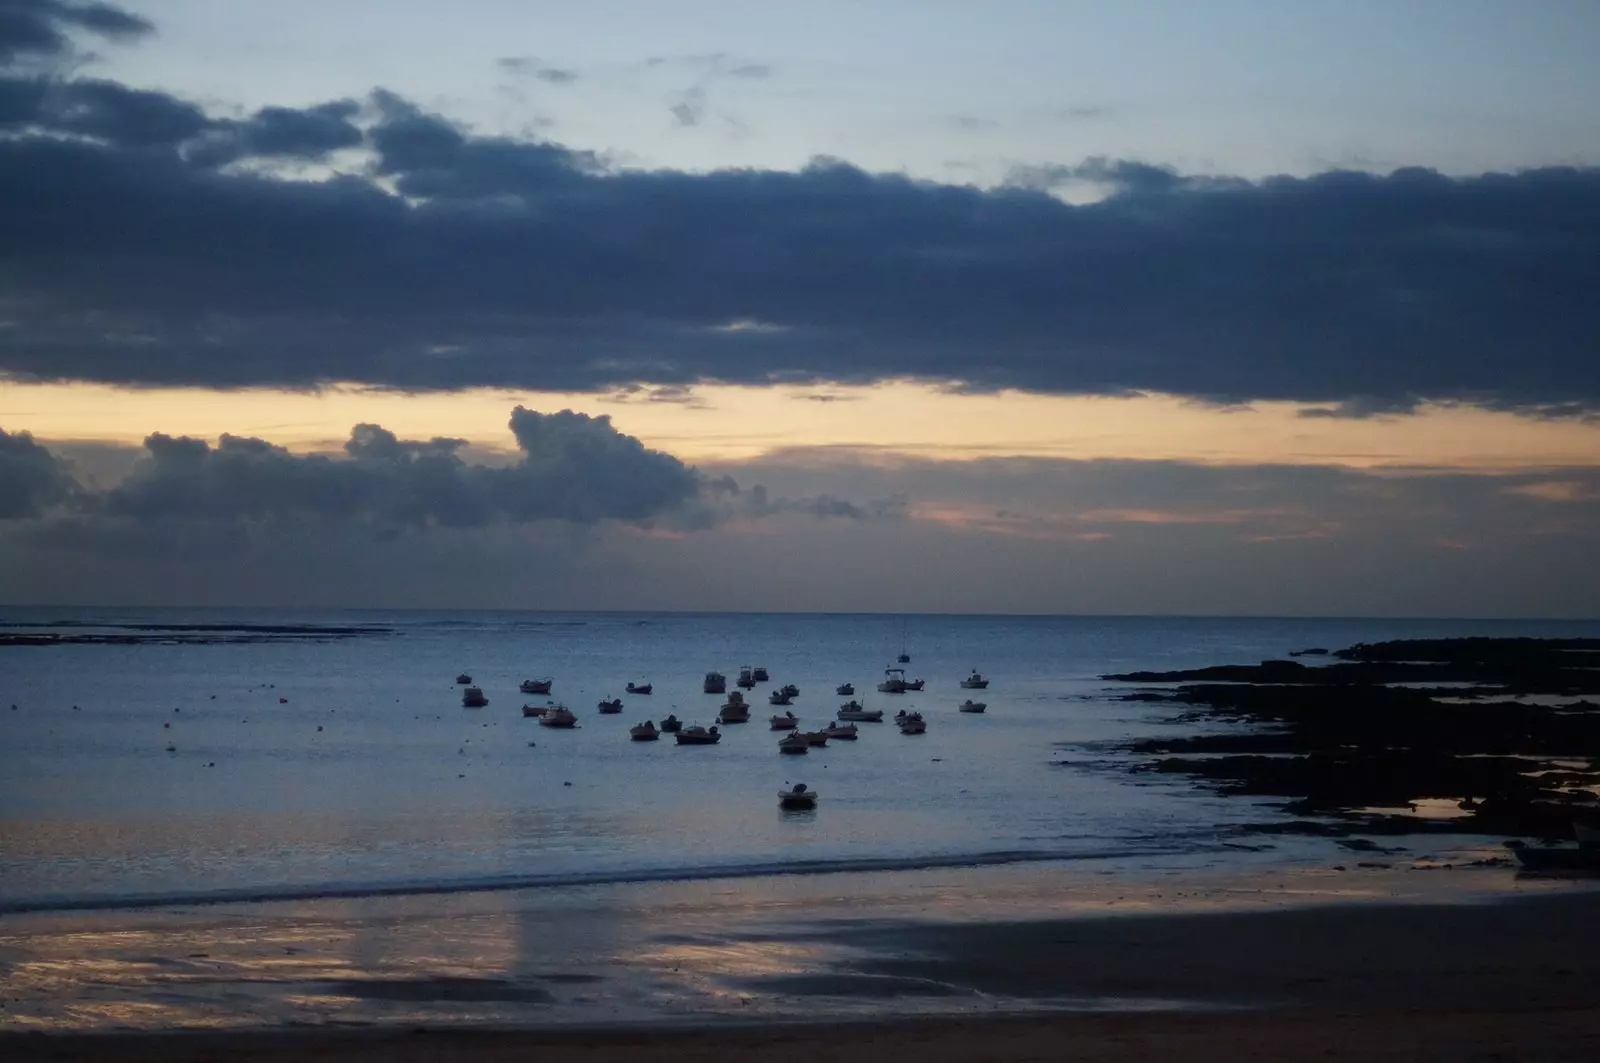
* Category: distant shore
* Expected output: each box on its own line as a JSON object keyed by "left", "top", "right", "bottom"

{"left": 6, "top": 885, "right": 1600, "bottom": 1060}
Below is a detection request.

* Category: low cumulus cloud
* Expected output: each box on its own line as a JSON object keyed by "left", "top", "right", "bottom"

{"left": 0, "top": 428, "right": 78, "bottom": 517}
{"left": 0, "top": 2, "right": 1598, "bottom": 416}
{"left": 0, "top": 409, "right": 893, "bottom": 535}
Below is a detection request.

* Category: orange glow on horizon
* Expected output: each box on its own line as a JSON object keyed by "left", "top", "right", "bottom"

{"left": 3, "top": 378, "right": 1599, "bottom": 471}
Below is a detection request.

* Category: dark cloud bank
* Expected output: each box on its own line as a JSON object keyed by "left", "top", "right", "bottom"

{"left": 4, "top": 420, "right": 1597, "bottom": 613}
{"left": 2, "top": 2, "right": 1598, "bottom": 413}
{"left": 0, "top": 410, "right": 886, "bottom": 532}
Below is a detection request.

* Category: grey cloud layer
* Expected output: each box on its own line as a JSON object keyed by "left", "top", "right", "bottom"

{"left": 2, "top": 2, "right": 1598, "bottom": 412}
{"left": 0, "top": 0, "right": 150, "bottom": 61}
{"left": 83, "top": 408, "right": 700, "bottom": 528}
{"left": 0, "top": 428, "right": 77, "bottom": 517}
{"left": 6, "top": 435, "right": 1597, "bottom": 613}
{"left": 0, "top": 410, "right": 889, "bottom": 532}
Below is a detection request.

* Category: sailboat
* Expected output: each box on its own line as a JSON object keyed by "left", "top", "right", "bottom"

{"left": 896, "top": 618, "right": 911, "bottom": 663}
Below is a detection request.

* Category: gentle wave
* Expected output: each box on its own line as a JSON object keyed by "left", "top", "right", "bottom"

{"left": 0, "top": 846, "right": 1190, "bottom": 916}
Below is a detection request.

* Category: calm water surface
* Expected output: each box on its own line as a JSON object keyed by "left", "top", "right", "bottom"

{"left": 3, "top": 610, "right": 1594, "bottom": 912}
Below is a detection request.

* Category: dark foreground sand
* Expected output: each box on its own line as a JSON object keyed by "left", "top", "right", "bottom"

{"left": 8, "top": 890, "right": 1600, "bottom": 1061}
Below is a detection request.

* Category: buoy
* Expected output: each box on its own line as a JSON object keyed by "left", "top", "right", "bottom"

{"left": 316, "top": 725, "right": 323, "bottom": 732}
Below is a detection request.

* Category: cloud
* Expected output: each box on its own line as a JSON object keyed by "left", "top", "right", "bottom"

{"left": 0, "top": 0, "right": 150, "bottom": 62}
{"left": 0, "top": 410, "right": 898, "bottom": 539}
{"left": 0, "top": 427, "right": 77, "bottom": 517}
{"left": 185, "top": 99, "right": 364, "bottom": 168}
{"left": 0, "top": 29, "right": 1598, "bottom": 414}
{"left": 498, "top": 56, "right": 579, "bottom": 85}
{"left": 9, "top": 440, "right": 1596, "bottom": 613}
{"left": 90, "top": 408, "right": 702, "bottom": 528}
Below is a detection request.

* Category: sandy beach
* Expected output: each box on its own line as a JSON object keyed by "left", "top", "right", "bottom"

{"left": 6, "top": 882, "right": 1599, "bottom": 1061}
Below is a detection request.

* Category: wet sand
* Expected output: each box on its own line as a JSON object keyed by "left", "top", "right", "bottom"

{"left": 6, "top": 888, "right": 1600, "bottom": 1061}
{"left": 6, "top": 1009, "right": 1599, "bottom": 1063}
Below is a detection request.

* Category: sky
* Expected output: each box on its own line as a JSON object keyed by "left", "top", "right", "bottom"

{"left": 1, "top": 0, "right": 1598, "bottom": 615}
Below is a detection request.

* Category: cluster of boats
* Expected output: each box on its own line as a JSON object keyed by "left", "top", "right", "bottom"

{"left": 456, "top": 666, "right": 994, "bottom": 806}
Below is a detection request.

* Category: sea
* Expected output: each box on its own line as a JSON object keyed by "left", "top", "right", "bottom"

{"left": 4, "top": 609, "right": 1595, "bottom": 919}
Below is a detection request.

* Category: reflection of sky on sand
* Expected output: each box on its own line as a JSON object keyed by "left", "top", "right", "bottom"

{"left": 2, "top": 857, "right": 1589, "bottom": 1030}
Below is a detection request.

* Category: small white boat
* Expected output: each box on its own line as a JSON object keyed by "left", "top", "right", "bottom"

{"left": 462, "top": 686, "right": 488, "bottom": 708}
{"left": 625, "top": 682, "right": 653, "bottom": 695}
{"left": 597, "top": 697, "right": 623, "bottom": 714}
{"left": 769, "top": 689, "right": 794, "bottom": 706}
{"left": 659, "top": 714, "right": 683, "bottom": 733}
{"left": 958, "top": 700, "right": 987, "bottom": 713}
{"left": 960, "top": 670, "right": 989, "bottom": 690}
{"left": 676, "top": 724, "right": 721, "bottom": 745}
{"left": 704, "top": 671, "right": 727, "bottom": 694}
{"left": 538, "top": 705, "right": 578, "bottom": 728}
{"left": 630, "top": 721, "right": 659, "bottom": 741}
{"left": 896, "top": 710, "right": 926, "bottom": 735}
{"left": 878, "top": 667, "right": 908, "bottom": 694}
{"left": 520, "top": 678, "right": 553, "bottom": 695}
{"left": 778, "top": 733, "right": 810, "bottom": 755}
{"left": 835, "top": 683, "right": 854, "bottom": 696}
{"left": 752, "top": 666, "right": 770, "bottom": 682}
{"left": 737, "top": 666, "right": 756, "bottom": 689}
{"left": 770, "top": 711, "right": 799, "bottom": 730}
{"left": 779, "top": 783, "right": 818, "bottom": 809}
{"left": 837, "top": 701, "right": 884, "bottom": 722}
{"left": 823, "top": 721, "right": 859, "bottom": 740}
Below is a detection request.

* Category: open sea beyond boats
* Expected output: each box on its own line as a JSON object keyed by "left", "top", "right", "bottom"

{"left": 4, "top": 608, "right": 1596, "bottom": 918}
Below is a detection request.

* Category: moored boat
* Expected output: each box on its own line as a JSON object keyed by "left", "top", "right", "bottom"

{"left": 752, "top": 666, "right": 770, "bottom": 682}
{"left": 737, "top": 666, "right": 756, "bottom": 689}
{"left": 629, "top": 721, "right": 659, "bottom": 741}
{"left": 823, "top": 721, "right": 859, "bottom": 740}
{"left": 704, "top": 671, "right": 727, "bottom": 694}
{"left": 958, "top": 699, "right": 987, "bottom": 713}
{"left": 597, "top": 697, "right": 623, "bottom": 714}
{"left": 878, "top": 668, "right": 908, "bottom": 693}
{"left": 778, "top": 733, "right": 810, "bottom": 755}
{"left": 905, "top": 677, "right": 925, "bottom": 691}
{"left": 837, "top": 701, "right": 884, "bottom": 722}
{"left": 719, "top": 694, "right": 751, "bottom": 724}
{"left": 802, "top": 730, "right": 829, "bottom": 747}
{"left": 675, "top": 724, "right": 721, "bottom": 745}
{"left": 769, "top": 688, "right": 794, "bottom": 706}
{"left": 462, "top": 686, "right": 488, "bottom": 708}
{"left": 896, "top": 710, "right": 926, "bottom": 735}
{"left": 625, "top": 682, "right": 653, "bottom": 695}
{"left": 779, "top": 683, "right": 800, "bottom": 698}
{"left": 538, "top": 705, "right": 578, "bottom": 728}
{"left": 770, "top": 711, "right": 799, "bottom": 730}
{"left": 779, "top": 783, "right": 818, "bottom": 809}
{"left": 522, "top": 704, "right": 547, "bottom": 718}
{"left": 521, "top": 678, "right": 553, "bottom": 695}
{"left": 835, "top": 683, "right": 854, "bottom": 696}
{"left": 960, "top": 670, "right": 989, "bottom": 690}
{"left": 659, "top": 714, "right": 683, "bottom": 733}
{"left": 456, "top": 673, "right": 473, "bottom": 685}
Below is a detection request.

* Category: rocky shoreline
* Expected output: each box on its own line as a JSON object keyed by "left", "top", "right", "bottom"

{"left": 1104, "top": 637, "right": 1600, "bottom": 841}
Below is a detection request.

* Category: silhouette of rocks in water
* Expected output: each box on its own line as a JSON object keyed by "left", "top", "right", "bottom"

{"left": 1107, "top": 637, "right": 1600, "bottom": 842}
